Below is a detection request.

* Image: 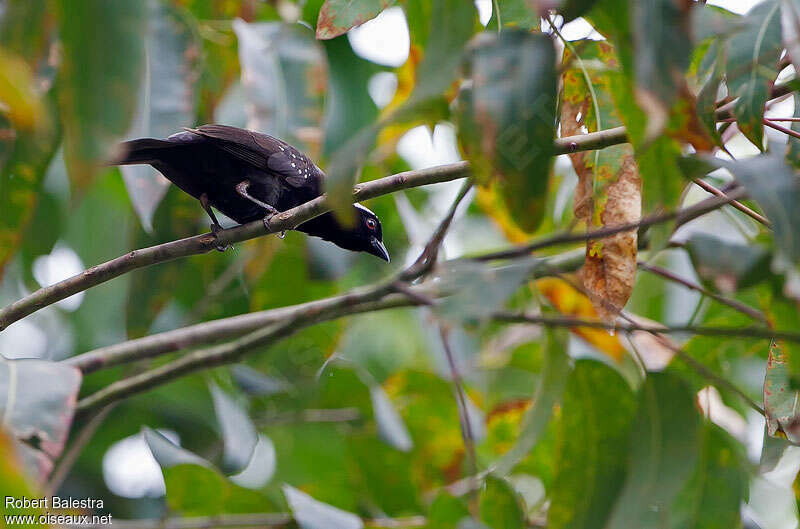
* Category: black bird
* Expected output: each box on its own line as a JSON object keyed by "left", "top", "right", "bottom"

{"left": 112, "top": 124, "right": 390, "bottom": 262}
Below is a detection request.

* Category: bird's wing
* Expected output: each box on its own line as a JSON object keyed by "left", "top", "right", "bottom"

{"left": 186, "top": 124, "right": 318, "bottom": 188}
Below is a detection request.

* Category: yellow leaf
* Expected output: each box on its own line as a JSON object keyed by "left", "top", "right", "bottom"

{"left": 536, "top": 277, "right": 626, "bottom": 362}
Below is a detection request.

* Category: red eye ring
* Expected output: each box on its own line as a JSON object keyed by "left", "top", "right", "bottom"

{"left": 366, "top": 218, "right": 377, "bottom": 230}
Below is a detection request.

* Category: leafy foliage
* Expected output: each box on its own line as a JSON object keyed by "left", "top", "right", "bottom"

{"left": 2, "top": 0, "right": 800, "bottom": 527}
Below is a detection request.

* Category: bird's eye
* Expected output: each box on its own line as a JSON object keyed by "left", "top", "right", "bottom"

{"left": 366, "top": 218, "right": 377, "bottom": 230}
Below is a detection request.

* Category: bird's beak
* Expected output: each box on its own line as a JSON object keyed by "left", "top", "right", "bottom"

{"left": 370, "top": 237, "right": 390, "bottom": 262}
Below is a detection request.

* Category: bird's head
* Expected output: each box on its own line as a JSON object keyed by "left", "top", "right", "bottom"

{"left": 296, "top": 204, "right": 390, "bottom": 262}
{"left": 345, "top": 204, "right": 390, "bottom": 262}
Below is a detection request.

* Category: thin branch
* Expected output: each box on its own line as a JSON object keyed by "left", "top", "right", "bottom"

{"left": 256, "top": 407, "right": 361, "bottom": 427}
{"left": 764, "top": 117, "right": 800, "bottom": 141}
{"left": 637, "top": 261, "right": 768, "bottom": 323}
{"left": 491, "top": 312, "right": 800, "bottom": 345}
{"left": 691, "top": 178, "right": 771, "bottom": 228}
{"left": 651, "top": 333, "right": 765, "bottom": 415}
{"left": 471, "top": 187, "right": 747, "bottom": 262}
{"left": 438, "top": 326, "right": 479, "bottom": 477}
{"left": 0, "top": 162, "right": 471, "bottom": 331}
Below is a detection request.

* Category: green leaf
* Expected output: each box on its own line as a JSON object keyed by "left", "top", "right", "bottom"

{"left": 232, "top": 364, "right": 291, "bottom": 396}
{"left": 494, "top": 326, "right": 570, "bottom": 475}
{"left": 0, "top": 0, "right": 50, "bottom": 67}
{"left": 560, "top": 0, "right": 602, "bottom": 22}
{"left": 548, "top": 360, "right": 637, "bottom": 529}
{"left": 604, "top": 372, "right": 702, "bottom": 529}
{"left": 0, "top": 430, "right": 45, "bottom": 526}
{"left": 370, "top": 384, "right": 413, "bottom": 452}
{"left": 57, "top": 0, "right": 145, "bottom": 192}
{"left": 428, "top": 491, "right": 470, "bottom": 529}
{"left": 695, "top": 47, "right": 724, "bottom": 146}
{"left": 0, "top": 357, "right": 82, "bottom": 480}
{"left": 764, "top": 338, "right": 800, "bottom": 442}
{"left": 144, "top": 428, "right": 272, "bottom": 515}
{"left": 479, "top": 476, "right": 526, "bottom": 529}
{"left": 668, "top": 425, "right": 748, "bottom": 529}
{"left": 718, "top": 154, "right": 800, "bottom": 271}
{"left": 0, "top": 92, "right": 60, "bottom": 281}
{"left": 283, "top": 484, "right": 364, "bottom": 529}
{"left": 234, "top": 20, "right": 327, "bottom": 156}
{"left": 325, "top": 0, "right": 474, "bottom": 223}
{"left": 782, "top": 0, "right": 800, "bottom": 91}
{"left": 209, "top": 383, "right": 258, "bottom": 474}
{"left": 631, "top": 0, "right": 692, "bottom": 114}
{"left": 122, "top": 0, "right": 199, "bottom": 231}
{"left": 725, "top": 0, "right": 782, "bottom": 149}
{"left": 685, "top": 233, "right": 771, "bottom": 292}
{"left": 457, "top": 30, "right": 557, "bottom": 231}
{"left": 487, "top": 0, "right": 538, "bottom": 30}
{"left": 315, "top": 0, "right": 396, "bottom": 40}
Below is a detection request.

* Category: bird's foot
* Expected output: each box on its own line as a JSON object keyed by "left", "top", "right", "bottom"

{"left": 210, "top": 223, "right": 230, "bottom": 252}
{"left": 262, "top": 211, "right": 285, "bottom": 239}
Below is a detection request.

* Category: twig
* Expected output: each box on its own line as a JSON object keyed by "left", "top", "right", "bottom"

{"left": 691, "top": 178, "right": 771, "bottom": 228}
{"left": 652, "top": 334, "right": 765, "bottom": 415}
{"left": 256, "top": 407, "right": 361, "bottom": 427}
{"left": 637, "top": 261, "right": 768, "bottom": 323}
{"left": 764, "top": 117, "right": 800, "bottom": 140}
{"left": 471, "top": 187, "right": 747, "bottom": 262}
{"left": 491, "top": 312, "right": 800, "bottom": 345}
{"left": 438, "top": 325, "right": 480, "bottom": 507}
{"left": 0, "top": 162, "right": 471, "bottom": 331}
{"left": 4, "top": 77, "right": 796, "bottom": 330}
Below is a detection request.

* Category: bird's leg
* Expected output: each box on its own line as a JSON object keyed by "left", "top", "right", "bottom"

{"left": 200, "top": 193, "right": 228, "bottom": 252}
{"left": 235, "top": 180, "right": 285, "bottom": 238}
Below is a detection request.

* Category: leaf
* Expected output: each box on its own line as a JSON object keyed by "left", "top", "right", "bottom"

{"left": 630, "top": 0, "right": 692, "bottom": 130}
{"left": 232, "top": 364, "right": 291, "bottom": 396}
{"left": 234, "top": 20, "right": 327, "bottom": 157}
{"left": 604, "top": 372, "right": 702, "bottom": 529}
{"left": 283, "top": 484, "right": 364, "bottom": 529}
{"left": 429, "top": 491, "right": 471, "bottom": 528}
{"left": 479, "top": 476, "right": 526, "bottom": 529}
{"left": 725, "top": 0, "right": 782, "bottom": 149}
{"left": 0, "top": 430, "right": 44, "bottom": 522}
{"left": 685, "top": 233, "right": 771, "bottom": 293}
{"left": 144, "top": 428, "right": 273, "bottom": 515}
{"left": 782, "top": 0, "right": 800, "bottom": 92}
{"left": 0, "top": 0, "right": 51, "bottom": 67}
{"left": 0, "top": 48, "right": 45, "bottom": 131}
{"left": 230, "top": 435, "right": 277, "bottom": 489}
{"left": 487, "top": 0, "right": 538, "bottom": 30}
{"left": 0, "top": 92, "right": 60, "bottom": 281}
{"left": 764, "top": 339, "right": 800, "bottom": 442}
{"left": 561, "top": 40, "right": 641, "bottom": 321}
{"left": 210, "top": 383, "right": 258, "bottom": 474}
{"left": 325, "top": 0, "right": 474, "bottom": 223}
{"left": 57, "top": 0, "right": 145, "bottom": 193}
{"left": 668, "top": 425, "right": 748, "bottom": 529}
{"left": 0, "top": 357, "right": 82, "bottom": 480}
{"left": 370, "top": 384, "right": 413, "bottom": 452}
{"left": 315, "top": 0, "right": 396, "bottom": 40}
{"left": 494, "top": 326, "right": 570, "bottom": 475}
{"left": 457, "top": 30, "right": 556, "bottom": 232}
{"left": 436, "top": 259, "right": 539, "bottom": 322}
{"left": 717, "top": 154, "right": 800, "bottom": 280}
{"left": 122, "top": 0, "right": 199, "bottom": 231}
{"left": 560, "top": 0, "right": 601, "bottom": 22}
{"left": 536, "top": 278, "right": 627, "bottom": 362}
{"left": 548, "top": 360, "right": 637, "bottom": 529}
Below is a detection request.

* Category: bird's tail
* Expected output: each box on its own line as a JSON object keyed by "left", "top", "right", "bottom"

{"left": 108, "top": 138, "right": 173, "bottom": 165}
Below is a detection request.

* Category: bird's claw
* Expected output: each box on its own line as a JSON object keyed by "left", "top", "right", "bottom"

{"left": 210, "top": 223, "right": 230, "bottom": 252}
{"left": 262, "top": 212, "right": 285, "bottom": 239}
